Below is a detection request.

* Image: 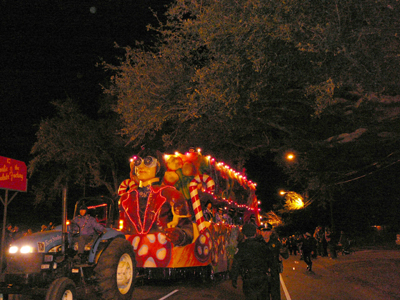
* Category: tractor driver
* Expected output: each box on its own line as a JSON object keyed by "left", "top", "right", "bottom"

{"left": 71, "top": 204, "right": 107, "bottom": 263}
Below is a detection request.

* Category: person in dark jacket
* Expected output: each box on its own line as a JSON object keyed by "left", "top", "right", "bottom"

{"left": 338, "top": 230, "right": 351, "bottom": 254}
{"left": 313, "top": 225, "right": 326, "bottom": 256}
{"left": 259, "top": 223, "right": 289, "bottom": 300}
{"left": 288, "top": 235, "right": 298, "bottom": 256}
{"left": 301, "top": 232, "right": 316, "bottom": 272}
{"left": 231, "top": 223, "right": 272, "bottom": 300}
{"left": 325, "top": 227, "right": 337, "bottom": 259}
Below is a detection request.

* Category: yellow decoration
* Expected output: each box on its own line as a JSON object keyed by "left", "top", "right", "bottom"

{"left": 182, "top": 162, "right": 195, "bottom": 176}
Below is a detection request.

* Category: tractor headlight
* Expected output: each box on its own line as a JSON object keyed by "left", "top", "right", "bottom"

{"left": 20, "top": 246, "right": 33, "bottom": 253}
{"left": 9, "top": 245, "right": 34, "bottom": 254}
{"left": 9, "top": 246, "right": 18, "bottom": 254}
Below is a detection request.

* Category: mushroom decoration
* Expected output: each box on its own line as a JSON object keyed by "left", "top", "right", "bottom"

{"left": 129, "top": 233, "right": 172, "bottom": 268}
{"left": 194, "top": 229, "right": 213, "bottom": 263}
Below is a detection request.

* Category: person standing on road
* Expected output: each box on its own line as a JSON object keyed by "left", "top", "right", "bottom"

{"left": 313, "top": 225, "right": 325, "bottom": 257}
{"left": 288, "top": 235, "right": 297, "bottom": 256}
{"left": 338, "top": 230, "right": 351, "bottom": 254}
{"left": 231, "top": 223, "right": 272, "bottom": 300}
{"left": 301, "top": 232, "right": 316, "bottom": 272}
{"left": 259, "top": 223, "right": 289, "bottom": 300}
{"left": 325, "top": 227, "right": 337, "bottom": 259}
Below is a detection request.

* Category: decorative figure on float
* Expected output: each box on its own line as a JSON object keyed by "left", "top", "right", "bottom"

{"left": 118, "top": 151, "right": 193, "bottom": 247}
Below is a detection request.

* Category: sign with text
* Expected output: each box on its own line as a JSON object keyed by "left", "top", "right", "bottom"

{"left": 0, "top": 156, "right": 27, "bottom": 192}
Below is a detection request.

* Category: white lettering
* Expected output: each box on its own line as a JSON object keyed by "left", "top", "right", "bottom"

{"left": 44, "top": 235, "right": 62, "bottom": 247}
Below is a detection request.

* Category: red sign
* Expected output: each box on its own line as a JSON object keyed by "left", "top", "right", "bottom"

{"left": 0, "top": 156, "right": 27, "bottom": 192}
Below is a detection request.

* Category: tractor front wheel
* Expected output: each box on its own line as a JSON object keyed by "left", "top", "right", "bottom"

{"left": 45, "top": 277, "right": 77, "bottom": 300}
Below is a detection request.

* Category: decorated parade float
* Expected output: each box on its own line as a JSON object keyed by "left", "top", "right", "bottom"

{"left": 117, "top": 148, "right": 261, "bottom": 280}
{"left": 0, "top": 149, "right": 261, "bottom": 299}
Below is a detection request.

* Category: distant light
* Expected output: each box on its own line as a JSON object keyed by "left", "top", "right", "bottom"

{"left": 90, "top": 6, "right": 97, "bottom": 14}
{"left": 286, "top": 153, "right": 295, "bottom": 161}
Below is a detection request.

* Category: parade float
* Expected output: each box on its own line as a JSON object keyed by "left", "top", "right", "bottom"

{"left": 117, "top": 148, "right": 261, "bottom": 280}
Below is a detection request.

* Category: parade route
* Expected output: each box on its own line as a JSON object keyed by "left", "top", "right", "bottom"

{"left": 280, "top": 249, "right": 400, "bottom": 300}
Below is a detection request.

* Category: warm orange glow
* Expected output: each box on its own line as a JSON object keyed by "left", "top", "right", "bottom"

{"left": 134, "top": 149, "right": 260, "bottom": 212}
{"left": 119, "top": 220, "right": 124, "bottom": 231}
{"left": 285, "top": 191, "right": 304, "bottom": 210}
{"left": 286, "top": 153, "right": 295, "bottom": 161}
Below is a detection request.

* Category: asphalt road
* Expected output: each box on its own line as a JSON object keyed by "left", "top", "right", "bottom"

{"left": 280, "top": 249, "right": 400, "bottom": 300}
{"left": 132, "top": 249, "right": 400, "bottom": 300}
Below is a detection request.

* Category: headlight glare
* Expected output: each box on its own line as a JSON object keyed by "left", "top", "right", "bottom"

{"left": 20, "top": 246, "right": 33, "bottom": 253}
{"left": 9, "top": 246, "right": 18, "bottom": 254}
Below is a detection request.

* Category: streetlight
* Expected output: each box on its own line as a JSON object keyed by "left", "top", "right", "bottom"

{"left": 286, "top": 152, "right": 295, "bottom": 161}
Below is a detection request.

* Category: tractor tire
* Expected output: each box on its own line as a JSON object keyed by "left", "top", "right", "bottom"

{"left": 45, "top": 277, "right": 77, "bottom": 300}
{"left": 94, "top": 238, "right": 136, "bottom": 300}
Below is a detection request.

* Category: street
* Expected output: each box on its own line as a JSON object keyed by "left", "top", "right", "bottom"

{"left": 280, "top": 249, "right": 400, "bottom": 300}
{"left": 132, "top": 249, "right": 400, "bottom": 300}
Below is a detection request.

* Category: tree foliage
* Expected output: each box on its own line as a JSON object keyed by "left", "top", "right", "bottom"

{"left": 103, "top": 0, "right": 400, "bottom": 201}
{"left": 28, "top": 99, "right": 130, "bottom": 204}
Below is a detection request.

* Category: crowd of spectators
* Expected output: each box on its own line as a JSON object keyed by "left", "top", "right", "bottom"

{"left": 202, "top": 200, "right": 245, "bottom": 225}
{"left": 280, "top": 225, "right": 354, "bottom": 271}
{"left": 2, "top": 221, "right": 56, "bottom": 248}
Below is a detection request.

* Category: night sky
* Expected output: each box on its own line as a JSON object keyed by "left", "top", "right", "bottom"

{"left": 1, "top": 0, "right": 284, "bottom": 226}
{"left": 1, "top": 0, "right": 173, "bottom": 161}
{"left": 1, "top": 0, "right": 176, "bottom": 226}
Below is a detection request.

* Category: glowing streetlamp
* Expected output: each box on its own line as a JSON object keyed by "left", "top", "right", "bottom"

{"left": 286, "top": 153, "right": 295, "bottom": 161}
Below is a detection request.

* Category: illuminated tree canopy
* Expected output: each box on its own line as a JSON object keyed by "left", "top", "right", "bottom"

{"left": 29, "top": 0, "right": 400, "bottom": 206}
{"left": 103, "top": 0, "right": 400, "bottom": 198}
